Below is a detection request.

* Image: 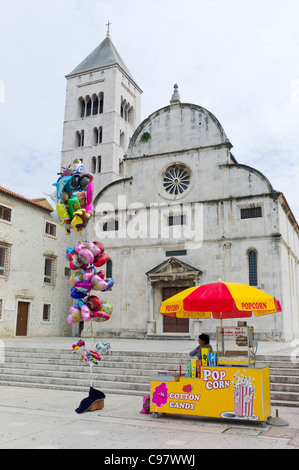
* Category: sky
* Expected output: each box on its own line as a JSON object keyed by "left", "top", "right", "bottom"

{"left": 0, "top": 0, "right": 299, "bottom": 221}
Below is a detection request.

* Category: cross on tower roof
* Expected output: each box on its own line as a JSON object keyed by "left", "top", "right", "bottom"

{"left": 106, "top": 21, "right": 111, "bottom": 36}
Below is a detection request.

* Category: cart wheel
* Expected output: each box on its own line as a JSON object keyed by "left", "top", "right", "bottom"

{"left": 152, "top": 412, "right": 159, "bottom": 419}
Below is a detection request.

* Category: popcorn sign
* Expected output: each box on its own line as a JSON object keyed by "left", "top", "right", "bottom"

{"left": 202, "top": 368, "right": 230, "bottom": 390}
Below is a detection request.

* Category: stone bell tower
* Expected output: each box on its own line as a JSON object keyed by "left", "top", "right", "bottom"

{"left": 61, "top": 28, "right": 142, "bottom": 195}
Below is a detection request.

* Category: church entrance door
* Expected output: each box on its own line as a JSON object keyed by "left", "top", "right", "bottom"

{"left": 162, "top": 287, "right": 189, "bottom": 333}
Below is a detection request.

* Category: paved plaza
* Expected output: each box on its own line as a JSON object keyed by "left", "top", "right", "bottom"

{"left": 0, "top": 337, "right": 298, "bottom": 451}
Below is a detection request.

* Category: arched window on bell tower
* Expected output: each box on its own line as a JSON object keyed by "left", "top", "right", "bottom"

{"left": 92, "top": 94, "right": 99, "bottom": 115}
{"left": 99, "top": 92, "right": 104, "bottom": 114}
{"left": 86, "top": 96, "right": 92, "bottom": 116}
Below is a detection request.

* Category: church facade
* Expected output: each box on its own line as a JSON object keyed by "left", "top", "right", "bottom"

{"left": 61, "top": 33, "right": 299, "bottom": 341}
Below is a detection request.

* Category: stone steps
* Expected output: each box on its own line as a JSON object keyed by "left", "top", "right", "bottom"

{"left": 0, "top": 347, "right": 183, "bottom": 396}
{"left": 255, "top": 355, "right": 299, "bottom": 407}
{"left": 0, "top": 347, "right": 298, "bottom": 406}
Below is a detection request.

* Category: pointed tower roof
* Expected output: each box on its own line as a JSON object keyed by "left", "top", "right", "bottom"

{"left": 66, "top": 35, "right": 135, "bottom": 83}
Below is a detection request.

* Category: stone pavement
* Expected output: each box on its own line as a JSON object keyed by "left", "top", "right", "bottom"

{"left": 0, "top": 337, "right": 299, "bottom": 451}
{"left": 0, "top": 385, "right": 298, "bottom": 450}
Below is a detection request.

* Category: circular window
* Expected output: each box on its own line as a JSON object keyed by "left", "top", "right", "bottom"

{"left": 162, "top": 164, "right": 191, "bottom": 197}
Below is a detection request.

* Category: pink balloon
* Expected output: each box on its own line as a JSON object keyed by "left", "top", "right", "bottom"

{"left": 81, "top": 304, "right": 92, "bottom": 322}
{"left": 91, "top": 275, "right": 108, "bottom": 291}
{"left": 82, "top": 267, "right": 96, "bottom": 282}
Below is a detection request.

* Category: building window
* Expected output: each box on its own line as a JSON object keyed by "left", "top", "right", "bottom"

{"left": 92, "top": 156, "right": 101, "bottom": 174}
{"left": 92, "top": 95, "right": 99, "bottom": 115}
{"left": 99, "top": 92, "right": 104, "bottom": 113}
{"left": 0, "top": 205, "right": 11, "bottom": 222}
{"left": 80, "top": 93, "right": 104, "bottom": 117}
{"left": 80, "top": 98, "right": 85, "bottom": 117}
{"left": 120, "top": 98, "right": 133, "bottom": 124}
{"left": 163, "top": 164, "right": 191, "bottom": 196}
{"left": 168, "top": 214, "right": 186, "bottom": 226}
{"left": 0, "top": 244, "right": 10, "bottom": 277}
{"left": 64, "top": 267, "right": 71, "bottom": 277}
{"left": 106, "top": 259, "right": 112, "bottom": 278}
{"left": 103, "top": 220, "right": 119, "bottom": 232}
{"left": 44, "top": 257, "right": 56, "bottom": 285}
{"left": 76, "top": 130, "right": 84, "bottom": 147}
{"left": 120, "top": 131, "right": 125, "bottom": 148}
{"left": 45, "top": 222, "right": 56, "bottom": 237}
{"left": 0, "top": 299, "right": 3, "bottom": 320}
{"left": 86, "top": 97, "right": 92, "bottom": 117}
{"left": 248, "top": 250, "right": 258, "bottom": 286}
{"left": 93, "top": 126, "right": 103, "bottom": 145}
{"left": 42, "top": 304, "right": 51, "bottom": 322}
{"left": 241, "top": 207, "right": 262, "bottom": 219}
{"left": 166, "top": 250, "right": 187, "bottom": 257}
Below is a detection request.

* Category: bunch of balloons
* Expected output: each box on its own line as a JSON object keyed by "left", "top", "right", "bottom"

{"left": 49, "top": 159, "right": 115, "bottom": 336}
{"left": 68, "top": 295, "right": 113, "bottom": 324}
{"left": 71, "top": 340, "right": 102, "bottom": 364}
{"left": 50, "top": 159, "right": 94, "bottom": 233}
{"left": 66, "top": 241, "right": 114, "bottom": 325}
{"left": 71, "top": 340, "right": 112, "bottom": 365}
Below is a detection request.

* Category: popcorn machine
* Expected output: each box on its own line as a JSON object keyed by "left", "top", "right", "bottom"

{"left": 216, "top": 322, "right": 258, "bottom": 367}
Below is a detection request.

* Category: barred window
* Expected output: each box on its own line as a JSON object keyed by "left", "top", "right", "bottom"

{"left": 248, "top": 251, "right": 258, "bottom": 286}
{"left": 64, "top": 267, "right": 71, "bottom": 277}
{"left": 241, "top": 207, "right": 262, "bottom": 219}
{"left": 43, "top": 304, "right": 51, "bottom": 322}
{"left": 0, "top": 244, "right": 10, "bottom": 276}
{"left": 44, "top": 257, "right": 56, "bottom": 285}
{"left": 168, "top": 214, "right": 186, "bottom": 226}
{"left": 0, "top": 205, "right": 11, "bottom": 222}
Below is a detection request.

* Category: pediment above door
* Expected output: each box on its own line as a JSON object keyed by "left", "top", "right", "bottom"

{"left": 146, "top": 257, "right": 201, "bottom": 284}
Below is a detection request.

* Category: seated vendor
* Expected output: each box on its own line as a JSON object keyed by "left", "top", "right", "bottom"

{"left": 189, "top": 333, "right": 213, "bottom": 360}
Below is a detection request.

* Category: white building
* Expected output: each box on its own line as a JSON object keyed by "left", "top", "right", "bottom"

{"left": 0, "top": 187, "right": 73, "bottom": 337}
{"left": 60, "top": 33, "right": 299, "bottom": 341}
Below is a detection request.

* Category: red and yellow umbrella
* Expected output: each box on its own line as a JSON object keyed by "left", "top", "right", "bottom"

{"left": 160, "top": 282, "right": 282, "bottom": 320}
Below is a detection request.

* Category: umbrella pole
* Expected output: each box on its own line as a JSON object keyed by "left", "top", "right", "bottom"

{"left": 220, "top": 312, "right": 224, "bottom": 356}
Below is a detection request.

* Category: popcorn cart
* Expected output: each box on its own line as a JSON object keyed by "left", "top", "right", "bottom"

{"left": 150, "top": 365, "right": 271, "bottom": 424}
{"left": 153, "top": 282, "right": 282, "bottom": 425}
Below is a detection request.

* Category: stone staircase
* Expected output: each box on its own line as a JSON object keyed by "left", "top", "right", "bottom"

{"left": 256, "top": 354, "right": 299, "bottom": 408}
{"left": 0, "top": 347, "right": 186, "bottom": 396}
{"left": 0, "top": 347, "right": 298, "bottom": 407}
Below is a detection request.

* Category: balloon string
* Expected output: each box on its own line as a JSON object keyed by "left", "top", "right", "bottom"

{"left": 85, "top": 320, "right": 97, "bottom": 346}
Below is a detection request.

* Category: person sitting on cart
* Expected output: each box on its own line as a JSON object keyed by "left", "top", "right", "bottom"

{"left": 189, "top": 334, "right": 213, "bottom": 360}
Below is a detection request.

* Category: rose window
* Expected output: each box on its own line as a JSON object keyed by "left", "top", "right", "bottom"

{"left": 163, "top": 164, "right": 191, "bottom": 196}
